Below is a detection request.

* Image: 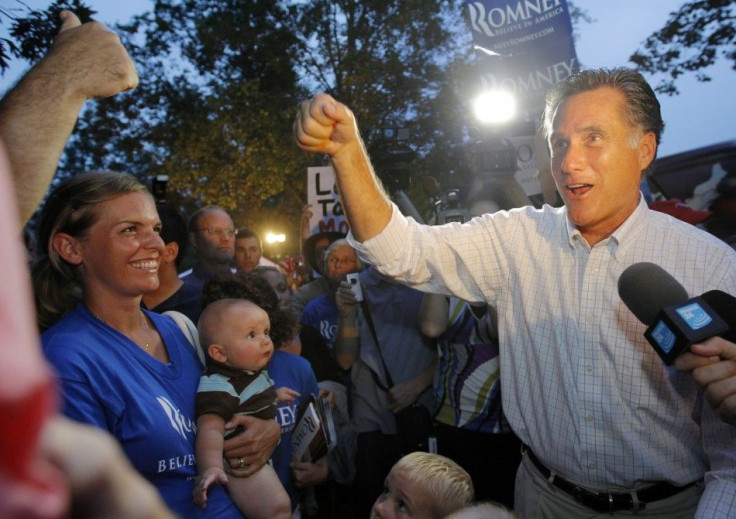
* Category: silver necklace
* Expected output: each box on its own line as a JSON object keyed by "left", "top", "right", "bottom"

{"left": 92, "top": 311, "right": 151, "bottom": 352}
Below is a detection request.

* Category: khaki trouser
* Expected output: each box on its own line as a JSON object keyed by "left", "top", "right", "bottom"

{"left": 514, "top": 452, "right": 703, "bottom": 518}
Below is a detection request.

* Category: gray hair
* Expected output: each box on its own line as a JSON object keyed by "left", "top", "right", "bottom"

{"left": 323, "top": 238, "right": 364, "bottom": 272}
{"left": 542, "top": 68, "right": 664, "bottom": 175}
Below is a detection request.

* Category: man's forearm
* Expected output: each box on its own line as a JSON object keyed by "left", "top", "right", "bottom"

{"left": 294, "top": 94, "right": 392, "bottom": 242}
{"left": 415, "top": 361, "right": 437, "bottom": 394}
{"left": 418, "top": 293, "right": 449, "bottom": 338}
{"left": 329, "top": 139, "right": 392, "bottom": 242}
{"left": 0, "top": 67, "right": 85, "bottom": 224}
{"left": 0, "top": 11, "right": 137, "bottom": 225}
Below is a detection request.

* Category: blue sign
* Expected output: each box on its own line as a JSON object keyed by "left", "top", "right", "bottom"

{"left": 465, "top": 0, "right": 579, "bottom": 114}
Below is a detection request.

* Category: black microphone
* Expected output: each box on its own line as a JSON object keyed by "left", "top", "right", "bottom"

{"left": 618, "top": 262, "right": 736, "bottom": 365}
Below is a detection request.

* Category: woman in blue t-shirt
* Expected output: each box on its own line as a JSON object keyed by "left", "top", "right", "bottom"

{"left": 34, "top": 171, "right": 280, "bottom": 517}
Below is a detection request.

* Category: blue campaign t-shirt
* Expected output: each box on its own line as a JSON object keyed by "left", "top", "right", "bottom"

{"left": 300, "top": 294, "right": 340, "bottom": 353}
{"left": 269, "top": 349, "right": 320, "bottom": 511}
{"left": 42, "top": 303, "right": 242, "bottom": 518}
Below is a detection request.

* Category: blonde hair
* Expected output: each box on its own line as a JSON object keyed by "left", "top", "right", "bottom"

{"left": 394, "top": 452, "right": 474, "bottom": 518}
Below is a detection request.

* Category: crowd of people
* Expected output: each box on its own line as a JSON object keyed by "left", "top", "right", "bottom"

{"left": 2, "top": 9, "right": 736, "bottom": 519}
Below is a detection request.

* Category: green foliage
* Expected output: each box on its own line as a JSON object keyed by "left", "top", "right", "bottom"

{"left": 2, "top": 0, "right": 622, "bottom": 247}
{"left": 294, "top": 1, "right": 464, "bottom": 137}
{"left": 3, "top": 0, "right": 474, "bottom": 249}
{"left": 289, "top": 0, "right": 472, "bottom": 207}
{"left": 0, "top": 0, "right": 96, "bottom": 72}
{"left": 61, "top": 0, "right": 313, "bottom": 248}
{"left": 630, "top": 0, "right": 735, "bottom": 95}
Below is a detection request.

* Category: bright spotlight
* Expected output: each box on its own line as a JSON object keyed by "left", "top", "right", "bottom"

{"left": 473, "top": 90, "right": 516, "bottom": 125}
{"left": 265, "top": 232, "right": 285, "bottom": 244}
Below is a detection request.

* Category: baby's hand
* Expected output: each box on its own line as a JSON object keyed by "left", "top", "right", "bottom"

{"left": 193, "top": 467, "right": 228, "bottom": 508}
{"left": 276, "top": 386, "right": 300, "bottom": 404}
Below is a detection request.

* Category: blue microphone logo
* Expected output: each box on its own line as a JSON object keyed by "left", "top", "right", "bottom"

{"left": 676, "top": 303, "right": 712, "bottom": 330}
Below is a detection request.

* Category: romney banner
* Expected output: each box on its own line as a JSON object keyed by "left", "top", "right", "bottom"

{"left": 465, "top": 0, "right": 579, "bottom": 114}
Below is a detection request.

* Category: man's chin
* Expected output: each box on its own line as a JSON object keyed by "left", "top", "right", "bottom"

{"left": 211, "top": 252, "right": 234, "bottom": 263}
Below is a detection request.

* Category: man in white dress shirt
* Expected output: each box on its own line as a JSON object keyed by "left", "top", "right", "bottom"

{"left": 293, "top": 68, "right": 736, "bottom": 518}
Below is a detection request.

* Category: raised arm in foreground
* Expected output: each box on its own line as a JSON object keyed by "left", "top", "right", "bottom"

{"left": 294, "top": 93, "right": 392, "bottom": 242}
{"left": 0, "top": 10, "right": 138, "bottom": 224}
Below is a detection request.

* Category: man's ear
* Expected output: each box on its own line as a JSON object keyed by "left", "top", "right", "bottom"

{"left": 51, "top": 232, "right": 83, "bottom": 265}
{"left": 637, "top": 132, "right": 657, "bottom": 173}
{"left": 207, "top": 343, "right": 227, "bottom": 364}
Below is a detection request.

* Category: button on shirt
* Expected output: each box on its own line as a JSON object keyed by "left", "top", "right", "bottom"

{"left": 349, "top": 197, "right": 736, "bottom": 518}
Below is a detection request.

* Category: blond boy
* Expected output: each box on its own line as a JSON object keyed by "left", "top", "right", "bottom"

{"left": 370, "top": 452, "right": 474, "bottom": 519}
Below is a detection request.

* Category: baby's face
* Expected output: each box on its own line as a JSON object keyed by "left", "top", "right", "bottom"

{"left": 218, "top": 304, "right": 274, "bottom": 371}
{"left": 370, "top": 466, "right": 435, "bottom": 519}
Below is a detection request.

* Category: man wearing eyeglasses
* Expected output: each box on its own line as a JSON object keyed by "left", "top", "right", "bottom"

{"left": 179, "top": 206, "right": 238, "bottom": 314}
{"left": 301, "top": 239, "right": 362, "bottom": 354}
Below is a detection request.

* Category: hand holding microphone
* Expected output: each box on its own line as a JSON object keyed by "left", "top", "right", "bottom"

{"left": 676, "top": 337, "right": 736, "bottom": 426}
{"left": 617, "top": 262, "right": 736, "bottom": 365}
{"left": 618, "top": 262, "right": 736, "bottom": 425}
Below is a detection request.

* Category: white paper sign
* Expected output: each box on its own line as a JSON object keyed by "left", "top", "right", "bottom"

{"left": 307, "top": 166, "right": 349, "bottom": 234}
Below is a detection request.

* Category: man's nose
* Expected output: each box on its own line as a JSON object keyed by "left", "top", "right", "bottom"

{"left": 561, "top": 140, "right": 585, "bottom": 173}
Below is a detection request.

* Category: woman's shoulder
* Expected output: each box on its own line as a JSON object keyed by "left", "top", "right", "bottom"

{"left": 42, "top": 306, "right": 97, "bottom": 351}
{"left": 148, "top": 309, "right": 205, "bottom": 367}
{"left": 42, "top": 308, "right": 121, "bottom": 378}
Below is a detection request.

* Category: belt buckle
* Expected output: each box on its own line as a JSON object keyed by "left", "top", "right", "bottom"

{"left": 607, "top": 490, "right": 646, "bottom": 514}
{"left": 572, "top": 487, "right": 625, "bottom": 515}
{"left": 569, "top": 485, "right": 600, "bottom": 511}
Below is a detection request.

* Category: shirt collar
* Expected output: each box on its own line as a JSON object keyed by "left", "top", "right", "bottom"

{"left": 209, "top": 361, "right": 258, "bottom": 378}
{"left": 564, "top": 193, "right": 648, "bottom": 256}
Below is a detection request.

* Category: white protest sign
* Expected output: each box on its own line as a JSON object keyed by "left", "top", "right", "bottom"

{"left": 307, "top": 166, "right": 349, "bottom": 235}
{"left": 508, "top": 135, "right": 542, "bottom": 197}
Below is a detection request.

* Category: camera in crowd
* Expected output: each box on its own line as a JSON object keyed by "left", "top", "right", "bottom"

{"left": 369, "top": 125, "right": 531, "bottom": 226}
{"left": 151, "top": 174, "right": 169, "bottom": 204}
{"left": 368, "top": 127, "right": 415, "bottom": 192}
{"left": 465, "top": 135, "right": 518, "bottom": 179}
{"left": 424, "top": 180, "right": 470, "bottom": 225}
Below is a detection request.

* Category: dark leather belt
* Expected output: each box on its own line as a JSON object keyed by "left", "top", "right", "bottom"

{"left": 523, "top": 446, "right": 698, "bottom": 513}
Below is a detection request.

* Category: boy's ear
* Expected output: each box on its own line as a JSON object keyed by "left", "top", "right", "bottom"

{"left": 51, "top": 232, "right": 83, "bottom": 265}
{"left": 207, "top": 343, "right": 227, "bottom": 364}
